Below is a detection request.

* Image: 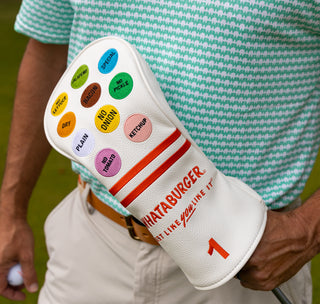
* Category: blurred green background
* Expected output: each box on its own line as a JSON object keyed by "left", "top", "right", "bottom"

{"left": 0, "top": 1, "right": 319, "bottom": 303}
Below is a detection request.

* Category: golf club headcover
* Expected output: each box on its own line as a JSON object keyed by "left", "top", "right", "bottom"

{"left": 44, "top": 36, "right": 267, "bottom": 290}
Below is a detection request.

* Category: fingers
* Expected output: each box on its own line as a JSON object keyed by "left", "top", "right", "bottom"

{"left": 19, "top": 256, "right": 38, "bottom": 293}
{"left": 238, "top": 254, "right": 284, "bottom": 291}
{"left": 0, "top": 266, "right": 25, "bottom": 301}
{"left": 0, "top": 261, "right": 38, "bottom": 301}
{"left": 0, "top": 285, "right": 26, "bottom": 301}
{"left": 238, "top": 269, "right": 277, "bottom": 291}
{"left": 0, "top": 248, "right": 38, "bottom": 300}
{"left": 0, "top": 215, "right": 38, "bottom": 300}
{"left": 237, "top": 210, "right": 310, "bottom": 291}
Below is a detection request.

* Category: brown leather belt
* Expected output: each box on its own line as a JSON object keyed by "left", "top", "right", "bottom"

{"left": 86, "top": 187, "right": 159, "bottom": 246}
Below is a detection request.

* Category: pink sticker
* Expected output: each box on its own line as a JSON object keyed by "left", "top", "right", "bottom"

{"left": 95, "top": 148, "right": 121, "bottom": 177}
{"left": 124, "top": 114, "right": 152, "bottom": 142}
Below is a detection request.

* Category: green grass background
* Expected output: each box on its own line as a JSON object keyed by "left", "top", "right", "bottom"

{"left": 0, "top": 1, "right": 319, "bottom": 303}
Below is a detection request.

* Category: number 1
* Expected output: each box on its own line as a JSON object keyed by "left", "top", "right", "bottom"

{"left": 208, "top": 238, "right": 229, "bottom": 259}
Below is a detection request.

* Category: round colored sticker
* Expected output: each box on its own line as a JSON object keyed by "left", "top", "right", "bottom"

{"left": 81, "top": 82, "right": 101, "bottom": 108}
{"left": 109, "top": 72, "right": 133, "bottom": 99}
{"left": 98, "top": 49, "right": 118, "bottom": 74}
{"left": 57, "top": 112, "right": 76, "bottom": 137}
{"left": 72, "top": 129, "right": 95, "bottom": 157}
{"left": 95, "top": 148, "right": 121, "bottom": 177}
{"left": 51, "top": 92, "right": 68, "bottom": 116}
{"left": 71, "top": 64, "right": 89, "bottom": 89}
{"left": 124, "top": 114, "right": 152, "bottom": 142}
{"left": 95, "top": 105, "right": 120, "bottom": 133}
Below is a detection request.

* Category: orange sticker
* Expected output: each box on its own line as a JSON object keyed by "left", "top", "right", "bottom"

{"left": 57, "top": 112, "right": 76, "bottom": 137}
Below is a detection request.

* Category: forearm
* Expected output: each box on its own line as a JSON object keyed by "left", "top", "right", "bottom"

{"left": 0, "top": 39, "right": 68, "bottom": 219}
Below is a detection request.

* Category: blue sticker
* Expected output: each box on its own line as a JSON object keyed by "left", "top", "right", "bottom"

{"left": 98, "top": 49, "right": 118, "bottom": 74}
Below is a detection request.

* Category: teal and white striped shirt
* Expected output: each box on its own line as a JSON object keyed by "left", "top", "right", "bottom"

{"left": 15, "top": 0, "right": 320, "bottom": 215}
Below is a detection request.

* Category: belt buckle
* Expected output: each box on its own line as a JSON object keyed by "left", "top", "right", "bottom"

{"left": 124, "top": 215, "right": 141, "bottom": 241}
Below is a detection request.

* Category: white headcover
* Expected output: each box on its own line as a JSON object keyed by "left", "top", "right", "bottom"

{"left": 44, "top": 36, "right": 267, "bottom": 290}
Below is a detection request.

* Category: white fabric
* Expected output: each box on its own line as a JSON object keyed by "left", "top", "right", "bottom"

{"left": 38, "top": 186, "right": 312, "bottom": 304}
{"left": 44, "top": 36, "right": 267, "bottom": 289}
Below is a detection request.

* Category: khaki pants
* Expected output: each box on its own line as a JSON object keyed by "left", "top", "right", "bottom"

{"left": 38, "top": 184, "right": 312, "bottom": 304}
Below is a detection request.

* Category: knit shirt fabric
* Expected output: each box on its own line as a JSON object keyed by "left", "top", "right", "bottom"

{"left": 15, "top": 0, "right": 320, "bottom": 215}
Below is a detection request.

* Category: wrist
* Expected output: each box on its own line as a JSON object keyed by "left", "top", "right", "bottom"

{"left": 0, "top": 176, "right": 32, "bottom": 220}
{"left": 0, "top": 206, "right": 28, "bottom": 222}
{"left": 294, "top": 189, "right": 320, "bottom": 255}
{"left": 0, "top": 191, "right": 29, "bottom": 221}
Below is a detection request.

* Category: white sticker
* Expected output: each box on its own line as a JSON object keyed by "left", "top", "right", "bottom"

{"left": 72, "top": 129, "right": 95, "bottom": 157}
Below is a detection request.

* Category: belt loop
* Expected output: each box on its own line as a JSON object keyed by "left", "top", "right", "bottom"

{"left": 78, "top": 175, "right": 95, "bottom": 215}
{"left": 78, "top": 175, "right": 86, "bottom": 192}
{"left": 86, "top": 190, "right": 95, "bottom": 215}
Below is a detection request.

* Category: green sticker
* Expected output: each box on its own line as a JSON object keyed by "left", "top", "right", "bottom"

{"left": 71, "top": 64, "right": 89, "bottom": 89}
{"left": 109, "top": 72, "right": 133, "bottom": 99}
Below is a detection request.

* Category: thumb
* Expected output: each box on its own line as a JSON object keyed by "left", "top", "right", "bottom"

{"left": 20, "top": 257, "right": 38, "bottom": 293}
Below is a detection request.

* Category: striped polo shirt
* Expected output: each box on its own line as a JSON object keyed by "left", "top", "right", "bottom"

{"left": 15, "top": 0, "right": 320, "bottom": 215}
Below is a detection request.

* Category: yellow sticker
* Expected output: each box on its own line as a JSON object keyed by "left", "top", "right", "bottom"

{"left": 95, "top": 105, "right": 120, "bottom": 133}
{"left": 51, "top": 93, "right": 68, "bottom": 116}
{"left": 57, "top": 112, "right": 76, "bottom": 137}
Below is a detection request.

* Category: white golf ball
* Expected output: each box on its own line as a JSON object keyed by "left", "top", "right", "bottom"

{"left": 7, "top": 264, "right": 24, "bottom": 286}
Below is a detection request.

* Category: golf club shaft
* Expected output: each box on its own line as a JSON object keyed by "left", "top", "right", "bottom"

{"left": 236, "top": 273, "right": 292, "bottom": 304}
{"left": 272, "top": 287, "right": 292, "bottom": 304}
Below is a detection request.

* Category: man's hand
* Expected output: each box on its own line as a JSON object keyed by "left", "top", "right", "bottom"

{"left": 0, "top": 212, "right": 38, "bottom": 301}
{"left": 238, "top": 196, "right": 320, "bottom": 291}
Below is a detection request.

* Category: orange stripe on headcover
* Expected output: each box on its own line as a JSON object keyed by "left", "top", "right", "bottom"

{"left": 109, "top": 128, "right": 181, "bottom": 196}
{"left": 120, "top": 139, "right": 191, "bottom": 208}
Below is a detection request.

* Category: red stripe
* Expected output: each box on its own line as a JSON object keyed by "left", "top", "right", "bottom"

{"left": 120, "top": 139, "right": 191, "bottom": 208}
{"left": 109, "top": 128, "right": 181, "bottom": 196}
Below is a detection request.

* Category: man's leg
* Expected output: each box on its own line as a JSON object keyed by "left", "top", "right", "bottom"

{"left": 38, "top": 185, "right": 141, "bottom": 303}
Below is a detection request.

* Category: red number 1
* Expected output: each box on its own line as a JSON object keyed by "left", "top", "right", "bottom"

{"left": 208, "top": 238, "right": 229, "bottom": 259}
